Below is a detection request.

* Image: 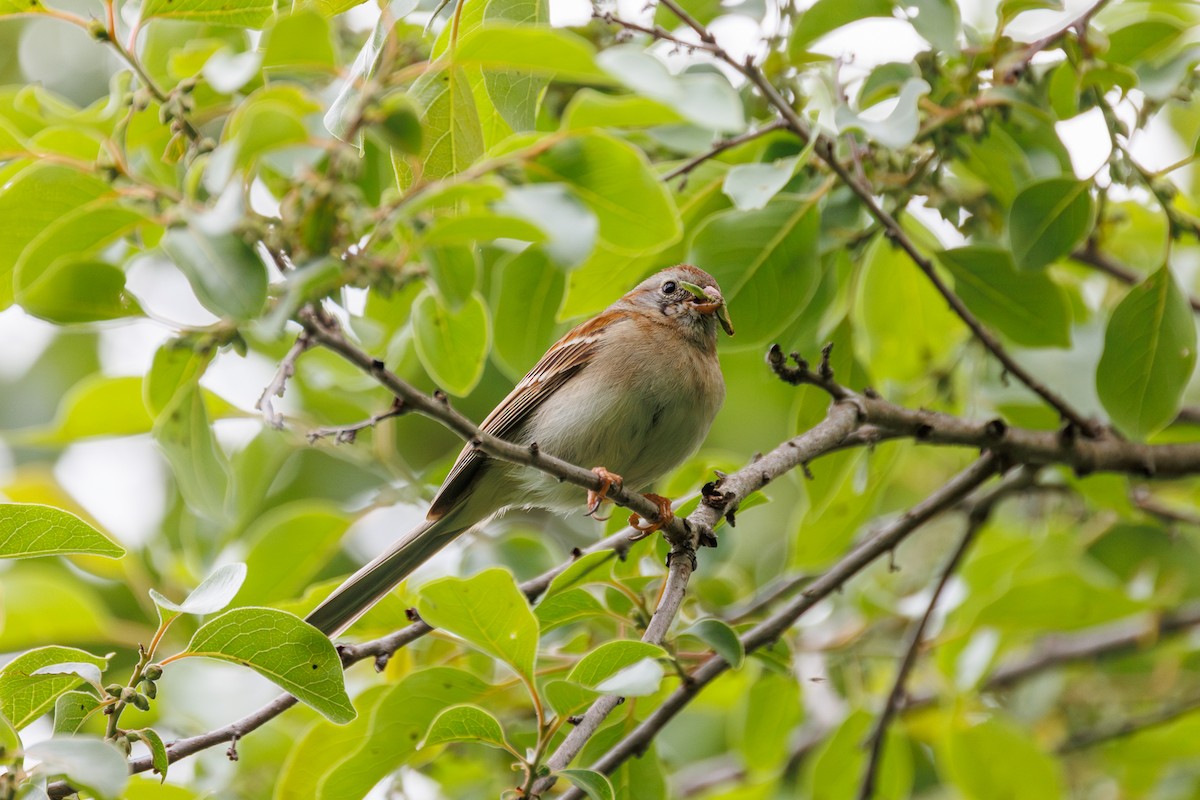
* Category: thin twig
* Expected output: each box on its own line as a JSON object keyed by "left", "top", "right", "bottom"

{"left": 1072, "top": 245, "right": 1200, "bottom": 313}
{"left": 1058, "top": 695, "right": 1200, "bottom": 752}
{"left": 255, "top": 332, "right": 313, "bottom": 429}
{"left": 857, "top": 468, "right": 1037, "bottom": 800}
{"left": 663, "top": 119, "right": 789, "bottom": 182}
{"left": 307, "top": 397, "right": 408, "bottom": 444}
{"left": 557, "top": 455, "right": 1002, "bottom": 798}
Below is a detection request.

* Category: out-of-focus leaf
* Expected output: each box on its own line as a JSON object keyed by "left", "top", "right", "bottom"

{"left": 805, "top": 710, "right": 912, "bottom": 799}
{"left": 598, "top": 45, "right": 744, "bottom": 133}
{"left": 836, "top": 78, "right": 930, "bottom": 148}
{"left": 0, "top": 162, "right": 113, "bottom": 309}
{"left": 411, "top": 289, "right": 491, "bottom": 396}
{"left": 0, "top": 568, "right": 113, "bottom": 651}
{"left": 531, "top": 132, "right": 680, "bottom": 254}
{"left": 688, "top": 197, "right": 821, "bottom": 349}
{"left": 544, "top": 680, "right": 600, "bottom": 717}
{"left": 417, "top": 568, "right": 539, "bottom": 679}
{"left": 738, "top": 671, "right": 801, "bottom": 771}
{"left": 481, "top": 0, "right": 550, "bottom": 131}
{"left": 179, "top": 607, "right": 355, "bottom": 723}
{"left": 1105, "top": 18, "right": 1187, "bottom": 66}
{"left": 563, "top": 91, "right": 683, "bottom": 130}
{"left": 453, "top": 24, "right": 609, "bottom": 82}
{"left": 237, "top": 503, "right": 351, "bottom": 606}
{"left": 275, "top": 668, "right": 488, "bottom": 799}
{"left": 499, "top": 183, "right": 598, "bottom": 266}
{"left": 789, "top": 0, "right": 894, "bottom": 54}
{"left": 491, "top": 248, "right": 566, "bottom": 379}
{"left": 936, "top": 246, "right": 1071, "bottom": 348}
{"left": 159, "top": 228, "right": 268, "bottom": 321}
{"left": 0, "top": 503, "right": 124, "bottom": 559}
{"left": 421, "top": 704, "right": 511, "bottom": 750}
{"left": 1097, "top": 265, "right": 1196, "bottom": 439}
{"left": 152, "top": 383, "right": 231, "bottom": 522}
{"left": 26, "top": 737, "right": 129, "bottom": 800}
{"left": 1008, "top": 178, "right": 1093, "bottom": 271}
{"left": 17, "top": 258, "right": 143, "bottom": 324}
{"left": 535, "top": 588, "right": 608, "bottom": 632}
{"left": 0, "top": 646, "right": 108, "bottom": 729}
{"left": 941, "top": 716, "right": 1063, "bottom": 800}
{"left": 262, "top": 8, "right": 336, "bottom": 72}
{"left": 543, "top": 550, "right": 617, "bottom": 598}
{"left": 974, "top": 570, "right": 1146, "bottom": 630}
{"left": 140, "top": 0, "right": 273, "bottom": 26}
{"left": 998, "top": 0, "right": 1061, "bottom": 29}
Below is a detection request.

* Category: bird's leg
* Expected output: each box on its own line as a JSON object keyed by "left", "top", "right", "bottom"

{"left": 586, "top": 467, "right": 624, "bottom": 517}
{"left": 628, "top": 493, "right": 674, "bottom": 541}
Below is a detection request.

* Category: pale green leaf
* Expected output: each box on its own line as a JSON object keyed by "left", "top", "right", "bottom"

{"left": 238, "top": 503, "right": 352, "bottom": 606}
{"left": 836, "top": 78, "right": 930, "bottom": 148}
{"left": 421, "top": 704, "right": 511, "bottom": 750}
{"left": 567, "top": 641, "right": 667, "bottom": 688}
{"left": 0, "top": 503, "right": 124, "bottom": 560}
{"left": 0, "top": 646, "right": 108, "bottom": 729}
{"left": 409, "top": 65, "right": 484, "bottom": 181}
{"left": 27, "top": 737, "right": 129, "bottom": 800}
{"left": 141, "top": 0, "right": 274, "bottom": 27}
{"left": 411, "top": 289, "right": 491, "bottom": 396}
{"left": 491, "top": 248, "right": 566, "bottom": 380}
{"left": 453, "top": 24, "right": 609, "bottom": 82}
{"left": 53, "top": 690, "right": 100, "bottom": 735}
{"left": 682, "top": 618, "right": 744, "bottom": 668}
{"left": 149, "top": 562, "right": 247, "bottom": 616}
{"left": 597, "top": 45, "right": 744, "bottom": 133}
{"left": 159, "top": 228, "right": 268, "bottom": 321}
{"left": 1008, "top": 178, "right": 1094, "bottom": 272}
{"left": 417, "top": 568, "right": 539, "bottom": 679}
{"left": 559, "top": 769, "right": 615, "bottom": 800}
{"left": 181, "top": 607, "right": 355, "bottom": 723}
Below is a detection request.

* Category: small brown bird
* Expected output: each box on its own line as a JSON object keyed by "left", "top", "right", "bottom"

{"left": 307, "top": 265, "right": 734, "bottom": 635}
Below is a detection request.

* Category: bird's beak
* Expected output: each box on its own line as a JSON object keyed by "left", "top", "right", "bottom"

{"left": 680, "top": 281, "right": 735, "bottom": 336}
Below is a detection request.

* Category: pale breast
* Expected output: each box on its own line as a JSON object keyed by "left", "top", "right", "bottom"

{"left": 509, "top": 317, "right": 724, "bottom": 511}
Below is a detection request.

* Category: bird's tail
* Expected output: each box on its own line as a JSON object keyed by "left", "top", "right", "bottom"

{"left": 305, "top": 514, "right": 469, "bottom": 636}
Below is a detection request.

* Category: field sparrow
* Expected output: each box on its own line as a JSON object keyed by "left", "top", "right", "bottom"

{"left": 307, "top": 264, "right": 734, "bottom": 635}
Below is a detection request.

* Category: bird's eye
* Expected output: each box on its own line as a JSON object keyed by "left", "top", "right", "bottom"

{"left": 661, "top": 280, "right": 677, "bottom": 295}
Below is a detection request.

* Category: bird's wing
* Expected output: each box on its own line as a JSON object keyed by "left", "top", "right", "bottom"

{"left": 426, "top": 310, "right": 622, "bottom": 519}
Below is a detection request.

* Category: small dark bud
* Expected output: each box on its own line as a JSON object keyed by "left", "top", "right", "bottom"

{"left": 105, "top": 683, "right": 123, "bottom": 698}
{"left": 914, "top": 423, "right": 934, "bottom": 439}
{"left": 86, "top": 18, "right": 110, "bottom": 40}
{"left": 143, "top": 664, "right": 164, "bottom": 681}
{"left": 131, "top": 692, "right": 151, "bottom": 711}
{"left": 143, "top": 682, "right": 157, "bottom": 699}
{"left": 984, "top": 418, "right": 1008, "bottom": 439}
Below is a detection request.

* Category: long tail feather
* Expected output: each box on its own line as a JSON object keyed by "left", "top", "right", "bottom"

{"left": 305, "top": 515, "right": 468, "bottom": 636}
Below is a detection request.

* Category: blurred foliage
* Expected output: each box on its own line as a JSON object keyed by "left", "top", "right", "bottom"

{"left": 2, "top": 0, "right": 1200, "bottom": 797}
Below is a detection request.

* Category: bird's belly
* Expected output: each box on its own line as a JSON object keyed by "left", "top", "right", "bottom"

{"left": 511, "top": 357, "right": 722, "bottom": 511}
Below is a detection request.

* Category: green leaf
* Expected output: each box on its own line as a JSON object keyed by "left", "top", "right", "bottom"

{"left": 12, "top": 199, "right": 149, "bottom": 295}
{"left": 238, "top": 503, "right": 351, "bottom": 606}
{"left": 789, "top": 0, "right": 894, "bottom": 54}
{"left": 535, "top": 588, "right": 607, "bottom": 632}
{"left": 1097, "top": 265, "right": 1197, "bottom": 439}
{"left": 453, "top": 24, "right": 609, "bottom": 82}
{"left": 491, "top": 248, "right": 566, "bottom": 380}
{"left": 149, "top": 562, "right": 247, "bottom": 617}
{"left": 942, "top": 716, "right": 1063, "bottom": 800}
{"left": 421, "top": 704, "right": 511, "bottom": 751}
{"left": 687, "top": 197, "right": 821, "bottom": 349}
{"left": 134, "top": 728, "right": 169, "bottom": 780}
{"left": 1008, "top": 178, "right": 1094, "bottom": 271}
{"left": 26, "top": 737, "right": 129, "bottom": 800}
{"left": 424, "top": 244, "right": 479, "bottom": 310}
{"left": 738, "top": 671, "right": 801, "bottom": 771}
{"left": 416, "top": 568, "right": 539, "bottom": 680}
{"left": 262, "top": 8, "right": 336, "bottom": 72}
{"left": 593, "top": 657, "right": 665, "bottom": 696}
{"left": 421, "top": 213, "right": 546, "bottom": 248}
{"left": 563, "top": 90, "right": 684, "bottom": 130}
{"left": 559, "top": 769, "right": 615, "bottom": 800}
{"left": 597, "top": 45, "right": 744, "bottom": 133}
{"left": 567, "top": 641, "right": 667, "bottom": 688}
{"left": 974, "top": 570, "right": 1146, "bottom": 630}
{"left": 17, "top": 258, "right": 142, "bottom": 324}
{"left": 275, "top": 668, "right": 488, "bottom": 799}
{"left": 531, "top": 131, "right": 680, "bottom": 254}
{"left": 140, "top": 0, "right": 274, "bottom": 27}
{"left": 408, "top": 65, "right": 484, "bottom": 181}
{"left": 998, "top": 0, "right": 1061, "bottom": 29}
{"left": 0, "top": 568, "right": 113, "bottom": 652}
{"left": 500, "top": 184, "right": 598, "bottom": 266}
{"left": 411, "top": 289, "right": 491, "bottom": 396}
{"left": 907, "top": 0, "right": 959, "bottom": 51}
{"left": 1105, "top": 18, "right": 1187, "bottom": 66}
{"left": 0, "top": 503, "right": 124, "bottom": 559}
{"left": 544, "top": 679, "right": 600, "bottom": 717}
{"left": 682, "top": 618, "right": 744, "bottom": 668}
{"left": 481, "top": 0, "right": 550, "bottom": 131}
{"left": 722, "top": 154, "right": 803, "bottom": 211}
{"left": 145, "top": 342, "right": 215, "bottom": 418}
{"left": 805, "top": 709, "right": 912, "bottom": 799}
{"left": 936, "top": 246, "right": 1072, "bottom": 348}
{"left": 180, "top": 607, "right": 355, "bottom": 723}
{"left": 152, "top": 383, "right": 231, "bottom": 522}
{"left": 835, "top": 78, "right": 930, "bottom": 148}
{"left": 159, "top": 228, "right": 268, "bottom": 320}
{"left": 543, "top": 550, "right": 617, "bottom": 598}
{"left": 0, "top": 646, "right": 108, "bottom": 729}
{"left": 53, "top": 690, "right": 100, "bottom": 735}
{"left": 855, "top": 234, "right": 963, "bottom": 381}
{"left": 0, "top": 162, "right": 113, "bottom": 309}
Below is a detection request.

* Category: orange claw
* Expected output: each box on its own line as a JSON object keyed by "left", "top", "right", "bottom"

{"left": 628, "top": 493, "right": 675, "bottom": 541}
{"left": 586, "top": 467, "right": 624, "bottom": 517}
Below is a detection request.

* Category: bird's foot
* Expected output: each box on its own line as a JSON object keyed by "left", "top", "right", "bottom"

{"left": 628, "top": 493, "right": 674, "bottom": 541}
{"left": 586, "top": 467, "right": 623, "bottom": 517}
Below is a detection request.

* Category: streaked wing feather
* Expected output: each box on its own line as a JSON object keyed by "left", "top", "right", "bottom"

{"left": 426, "top": 312, "right": 619, "bottom": 519}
